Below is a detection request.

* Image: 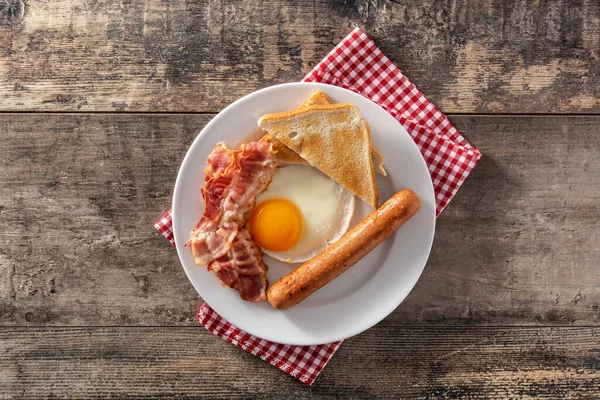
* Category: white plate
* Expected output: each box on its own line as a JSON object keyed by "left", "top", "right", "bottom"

{"left": 173, "top": 82, "right": 435, "bottom": 345}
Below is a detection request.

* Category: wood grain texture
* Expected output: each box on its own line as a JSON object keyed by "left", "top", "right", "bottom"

{"left": 0, "top": 114, "right": 598, "bottom": 326}
{"left": 0, "top": 0, "right": 599, "bottom": 113}
{"left": 1, "top": 327, "right": 599, "bottom": 398}
{"left": 0, "top": 114, "right": 206, "bottom": 326}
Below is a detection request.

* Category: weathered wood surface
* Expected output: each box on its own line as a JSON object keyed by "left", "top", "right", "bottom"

{"left": 1, "top": 114, "right": 598, "bottom": 326}
{"left": 1, "top": 327, "right": 599, "bottom": 398}
{"left": 1, "top": 0, "right": 600, "bottom": 113}
{"left": 1, "top": 0, "right": 599, "bottom": 396}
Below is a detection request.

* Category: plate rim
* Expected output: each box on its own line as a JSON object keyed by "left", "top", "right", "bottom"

{"left": 172, "top": 82, "right": 436, "bottom": 345}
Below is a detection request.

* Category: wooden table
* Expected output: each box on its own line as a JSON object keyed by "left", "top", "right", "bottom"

{"left": 1, "top": 1, "right": 599, "bottom": 398}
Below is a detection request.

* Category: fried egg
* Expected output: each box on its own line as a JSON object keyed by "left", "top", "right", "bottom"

{"left": 249, "top": 164, "right": 354, "bottom": 263}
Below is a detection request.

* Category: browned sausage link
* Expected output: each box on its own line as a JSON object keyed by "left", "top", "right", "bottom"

{"left": 267, "top": 189, "right": 421, "bottom": 310}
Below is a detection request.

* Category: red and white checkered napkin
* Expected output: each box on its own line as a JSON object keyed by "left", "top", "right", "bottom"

{"left": 196, "top": 303, "right": 342, "bottom": 385}
{"left": 155, "top": 27, "right": 481, "bottom": 385}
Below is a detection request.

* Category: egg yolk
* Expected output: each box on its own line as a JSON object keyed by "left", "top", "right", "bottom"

{"left": 249, "top": 199, "right": 303, "bottom": 252}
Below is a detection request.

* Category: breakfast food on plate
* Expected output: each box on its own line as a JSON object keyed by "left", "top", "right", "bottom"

{"left": 260, "top": 91, "right": 387, "bottom": 176}
{"left": 261, "top": 133, "right": 306, "bottom": 166}
{"left": 267, "top": 189, "right": 421, "bottom": 310}
{"left": 190, "top": 90, "right": 412, "bottom": 306}
{"left": 249, "top": 164, "right": 355, "bottom": 263}
{"left": 259, "top": 102, "right": 379, "bottom": 208}
{"left": 188, "top": 141, "right": 278, "bottom": 302}
{"left": 263, "top": 131, "right": 386, "bottom": 177}
{"left": 208, "top": 229, "right": 269, "bottom": 302}
{"left": 299, "top": 90, "right": 333, "bottom": 108}
{"left": 370, "top": 147, "right": 387, "bottom": 177}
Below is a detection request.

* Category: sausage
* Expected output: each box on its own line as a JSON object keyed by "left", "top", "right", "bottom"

{"left": 267, "top": 189, "right": 421, "bottom": 310}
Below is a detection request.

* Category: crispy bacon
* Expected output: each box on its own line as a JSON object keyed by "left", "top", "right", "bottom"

{"left": 208, "top": 229, "right": 269, "bottom": 302}
{"left": 190, "top": 141, "right": 277, "bottom": 265}
{"left": 205, "top": 143, "right": 231, "bottom": 181}
{"left": 189, "top": 140, "right": 277, "bottom": 302}
{"left": 191, "top": 148, "right": 237, "bottom": 261}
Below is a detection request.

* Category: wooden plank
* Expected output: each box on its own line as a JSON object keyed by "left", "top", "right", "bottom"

{"left": 0, "top": 114, "right": 598, "bottom": 326}
{"left": 1, "top": 0, "right": 600, "bottom": 113}
{"left": 1, "top": 326, "right": 599, "bottom": 398}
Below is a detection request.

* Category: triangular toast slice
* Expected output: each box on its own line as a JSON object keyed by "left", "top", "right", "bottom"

{"left": 258, "top": 103, "right": 378, "bottom": 208}
{"left": 261, "top": 91, "right": 387, "bottom": 176}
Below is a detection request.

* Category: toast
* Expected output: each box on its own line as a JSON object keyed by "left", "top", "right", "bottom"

{"left": 258, "top": 103, "right": 379, "bottom": 208}
{"left": 261, "top": 91, "right": 387, "bottom": 176}
{"left": 261, "top": 133, "right": 306, "bottom": 164}
{"left": 299, "top": 90, "right": 334, "bottom": 108}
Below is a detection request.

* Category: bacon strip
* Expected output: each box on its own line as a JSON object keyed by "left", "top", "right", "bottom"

{"left": 204, "top": 143, "right": 231, "bottom": 182}
{"left": 189, "top": 141, "right": 277, "bottom": 302}
{"left": 208, "top": 229, "right": 269, "bottom": 302}
{"left": 189, "top": 144, "right": 235, "bottom": 261}
{"left": 190, "top": 141, "right": 277, "bottom": 265}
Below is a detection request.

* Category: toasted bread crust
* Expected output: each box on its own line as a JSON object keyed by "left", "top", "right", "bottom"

{"left": 260, "top": 133, "right": 308, "bottom": 165}
{"left": 261, "top": 91, "right": 386, "bottom": 176}
{"left": 304, "top": 92, "right": 386, "bottom": 176}
{"left": 300, "top": 90, "right": 333, "bottom": 108}
{"left": 258, "top": 92, "right": 333, "bottom": 166}
{"left": 259, "top": 103, "right": 379, "bottom": 207}
{"left": 370, "top": 146, "right": 387, "bottom": 176}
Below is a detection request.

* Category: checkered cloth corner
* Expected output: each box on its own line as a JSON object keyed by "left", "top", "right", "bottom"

{"left": 197, "top": 303, "right": 342, "bottom": 385}
{"left": 154, "top": 210, "right": 174, "bottom": 246}
{"left": 304, "top": 27, "right": 481, "bottom": 215}
{"left": 155, "top": 27, "right": 482, "bottom": 385}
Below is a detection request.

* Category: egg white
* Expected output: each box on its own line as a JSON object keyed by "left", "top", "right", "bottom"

{"left": 254, "top": 164, "right": 355, "bottom": 263}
